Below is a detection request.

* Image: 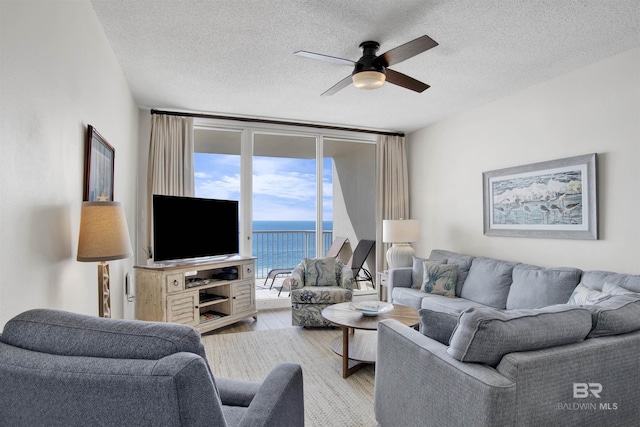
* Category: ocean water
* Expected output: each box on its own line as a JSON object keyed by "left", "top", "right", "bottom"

{"left": 253, "top": 220, "right": 332, "bottom": 231}
{"left": 252, "top": 221, "right": 333, "bottom": 277}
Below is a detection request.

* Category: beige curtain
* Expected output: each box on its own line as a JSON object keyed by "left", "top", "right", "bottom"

{"left": 145, "top": 114, "right": 195, "bottom": 257}
{"left": 375, "top": 134, "right": 410, "bottom": 287}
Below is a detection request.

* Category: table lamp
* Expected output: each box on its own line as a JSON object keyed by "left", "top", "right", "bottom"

{"left": 77, "top": 201, "right": 132, "bottom": 318}
{"left": 382, "top": 219, "right": 419, "bottom": 269}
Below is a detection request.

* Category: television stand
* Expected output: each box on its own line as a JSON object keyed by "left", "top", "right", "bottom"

{"left": 134, "top": 256, "right": 257, "bottom": 334}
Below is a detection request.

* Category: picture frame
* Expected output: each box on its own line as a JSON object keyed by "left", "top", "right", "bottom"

{"left": 483, "top": 153, "right": 597, "bottom": 240}
{"left": 83, "top": 125, "right": 115, "bottom": 201}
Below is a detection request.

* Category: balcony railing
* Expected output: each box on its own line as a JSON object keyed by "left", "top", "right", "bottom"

{"left": 253, "top": 230, "right": 333, "bottom": 278}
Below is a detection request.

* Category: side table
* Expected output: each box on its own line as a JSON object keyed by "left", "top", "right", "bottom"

{"left": 377, "top": 271, "right": 389, "bottom": 302}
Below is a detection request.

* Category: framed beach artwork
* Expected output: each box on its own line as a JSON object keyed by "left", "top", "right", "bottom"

{"left": 483, "top": 153, "right": 597, "bottom": 240}
{"left": 83, "top": 125, "right": 115, "bottom": 201}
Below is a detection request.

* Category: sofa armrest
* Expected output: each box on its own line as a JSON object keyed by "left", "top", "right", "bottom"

{"left": 375, "top": 319, "right": 516, "bottom": 427}
{"left": 238, "top": 363, "right": 304, "bottom": 427}
{"left": 386, "top": 267, "right": 412, "bottom": 301}
{"left": 495, "top": 331, "right": 640, "bottom": 425}
{"left": 289, "top": 264, "right": 305, "bottom": 290}
{"left": 217, "top": 377, "right": 261, "bottom": 407}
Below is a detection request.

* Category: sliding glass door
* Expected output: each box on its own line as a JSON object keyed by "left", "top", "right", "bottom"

{"left": 193, "top": 119, "right": 376, "bottom": 280}
{"left": 252, "top": 133, "right": 320, "bottom": 276}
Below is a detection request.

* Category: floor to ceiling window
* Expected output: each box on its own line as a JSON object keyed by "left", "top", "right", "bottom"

{"left": 193, "top": 119, "right": 376, "bottom": 280}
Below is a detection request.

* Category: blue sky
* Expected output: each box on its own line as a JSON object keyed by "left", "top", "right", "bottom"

{"left": 194, "top": 153, "right": 333, "bottom": 221}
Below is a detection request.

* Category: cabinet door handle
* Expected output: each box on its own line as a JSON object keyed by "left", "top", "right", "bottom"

{"left": 173, "top": 280, "right": 179, "bottom": 287}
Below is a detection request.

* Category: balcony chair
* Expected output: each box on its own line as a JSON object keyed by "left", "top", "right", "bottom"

{"left": 290, "top": 256, "right": 355, "bottom": 327}
{"left": 0, "top": 309, "right": 304, "bottom": 427}
{"left": 347, "top": 239, "right": 376, "bottom": 288}
{"left": 264, "top": 236, "right": 348, "bottom": 292}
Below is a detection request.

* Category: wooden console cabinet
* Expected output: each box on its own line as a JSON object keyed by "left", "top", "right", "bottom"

{"left": 135, "top": 256, "right": 257, "bottom": 334}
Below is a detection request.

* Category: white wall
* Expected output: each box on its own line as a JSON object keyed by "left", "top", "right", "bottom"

{"left": 408, "top": 47, "right": 640, "bottom": 274}
{"left": 0, "top": 0, "right": 139, "bottom": 328}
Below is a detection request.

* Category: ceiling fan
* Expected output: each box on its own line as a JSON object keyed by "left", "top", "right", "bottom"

{"left": 295, "top": 35, "right": 438, "bottom": 96}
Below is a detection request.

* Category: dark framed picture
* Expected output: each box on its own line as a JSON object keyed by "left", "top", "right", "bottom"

{"left": 83, "top": 125, "right": 115, "bottom": 201}
{"left": 483, "top": 153, "right": 597, "bottom": 240}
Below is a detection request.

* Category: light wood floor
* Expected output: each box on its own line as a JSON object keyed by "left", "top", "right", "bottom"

{"left": 203, "top": 307, "right": 295, "bottom": 335}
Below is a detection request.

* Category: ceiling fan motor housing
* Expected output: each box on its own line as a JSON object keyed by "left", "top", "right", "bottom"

{"left": 353, "top": 41, "right": 386, "bottom": 76}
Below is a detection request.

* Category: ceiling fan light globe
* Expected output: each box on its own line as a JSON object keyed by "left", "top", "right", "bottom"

{"left": 352, "top": 71, "right": 386, "bottom": 90}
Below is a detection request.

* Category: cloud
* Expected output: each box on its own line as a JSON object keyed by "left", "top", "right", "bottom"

{"left": 194, "top": 153, "right": 332, "bottom": 220}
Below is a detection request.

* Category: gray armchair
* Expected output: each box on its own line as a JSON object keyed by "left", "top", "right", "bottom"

{"left": 290, "top": 257, "right": 355, "bottom": 327}
{"left": 0, "top": 309, "right": 304, "bottom": 427}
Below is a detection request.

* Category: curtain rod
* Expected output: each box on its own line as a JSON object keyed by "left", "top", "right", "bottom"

{"left": 150, "top": 109, "right": 404, "bottom": 137}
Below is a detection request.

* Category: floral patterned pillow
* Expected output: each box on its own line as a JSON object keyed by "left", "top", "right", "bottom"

{"left": 421, "top": 260, "right": 458, "bottom": 297}
{"left": 303, "top": 257, "right": 337, "bottom": 287}
{"left": 567, "top": 283, "right": 611, "bottom": 305}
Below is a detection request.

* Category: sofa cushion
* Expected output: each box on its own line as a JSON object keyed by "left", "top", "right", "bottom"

{"left": 303, "top": 257, "right": 337, "bottom": 287}
{"left": 290, "top": 287, "right": 352, "bottom": 304}
{"left": 0, "top": 308, "right": 206, "bottom": 360}
{"left": 603, "top": 281, "right": 639, "bottom": 296}
{"left": 420, "top": 260, "right": 458, "bottom": 296}
{"left": 420, "top": 295, "right": 490, "bottom": 315}
{"left": 392, "top": 287, "right": 425, "bottom": 310}
{"left": 419, "top": 309, "right": 458, "bottom": 345}
{"left": 580, "top": 271, "right": 640, "bottom": 294}
{"left": 447, "top": 305, "right": 592, "bottom": 367}
{"left": 459, "top": 257, "right": 518, "bottom": 309}
{"left": 586, "top": 294, "right": 640, "bottom": 338}
{"left": 567, "top": 283, "right": 611, "bottom": 305}
{"left": 411, "top": 256, "right": 447, "bottom": 289}
{"left": 506, "top": 264, "right": 581, "bottom": 309}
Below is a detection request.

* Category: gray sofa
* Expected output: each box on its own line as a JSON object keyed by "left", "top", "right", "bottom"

{"left": 0, "top": 309, "right": 304, "bottom": 426}
{"left": 374, "top": 249, "right": 640, "bottom": 427}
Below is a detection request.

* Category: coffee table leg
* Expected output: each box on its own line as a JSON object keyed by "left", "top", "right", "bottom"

{"left": 342, "top": 327, "right": 350, "bottom": 378}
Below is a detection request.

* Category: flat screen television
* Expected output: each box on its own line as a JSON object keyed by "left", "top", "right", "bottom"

{"left": 153, "top": 194, "right": 239, "bottom": 263}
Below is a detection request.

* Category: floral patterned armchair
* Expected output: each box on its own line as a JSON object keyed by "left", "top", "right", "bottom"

{"left": 290, "top": 257, "right": 355, "bottom": 327}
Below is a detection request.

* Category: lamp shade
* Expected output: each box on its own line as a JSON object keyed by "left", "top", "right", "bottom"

{"left": 77, "top": 201, "right": 132, "bottom": 262}
{"left": 383, "top": 219, "right": 420, "bottom": 243}
{"left": 352, "top": 71, "right": 386, "bottom": 89}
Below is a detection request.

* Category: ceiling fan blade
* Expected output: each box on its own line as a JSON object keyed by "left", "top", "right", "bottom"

{"left": 385, "top": 68, "right": 430, "bottom": 93}
{"left": 377, "top": 35, "right": 438, "bottom": 67}
{"left": 294, "top": 50, "right": 355, "bottom": 67}
{"left": 321, "top": 75, "right": 353, "bottom": 96}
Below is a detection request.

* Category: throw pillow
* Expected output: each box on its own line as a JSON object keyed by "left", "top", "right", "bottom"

{"left": 586, "top": 294, "right": 640, "bottom": 338}
{"left": 602, "top": 281, "right": 638, "bottom": 296}
{"left": 421, "top": 260, "right": 458, "bottom": 296}
{"left": 303, "top": 257, "right": 337, "bottom": 287}
{"left": 447, "top": 305, "right": 592, "bottom": 367}
{"left": 567, "top": 283, "right": 611, "bottom": 305}
{"left": 419, "top": 309, "right": 459, "bottom": 345}
{"left": 411, "top": 256, "right": 447, "bottom": 289}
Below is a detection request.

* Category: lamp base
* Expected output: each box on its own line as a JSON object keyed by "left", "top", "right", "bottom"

{"left": 98, "top": 261, "right": 111, "bottom": 318}
{"left": 386, "top": 243, "right": 415, "bottom": 269}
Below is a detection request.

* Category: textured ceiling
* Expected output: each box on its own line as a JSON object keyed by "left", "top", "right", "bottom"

{"left": 90, "top": 0, "right": 640, "bottom": 133}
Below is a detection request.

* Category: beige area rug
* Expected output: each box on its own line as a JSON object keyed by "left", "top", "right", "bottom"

{"left": 203, "top": 328, "right": 378, "bottom": 427}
